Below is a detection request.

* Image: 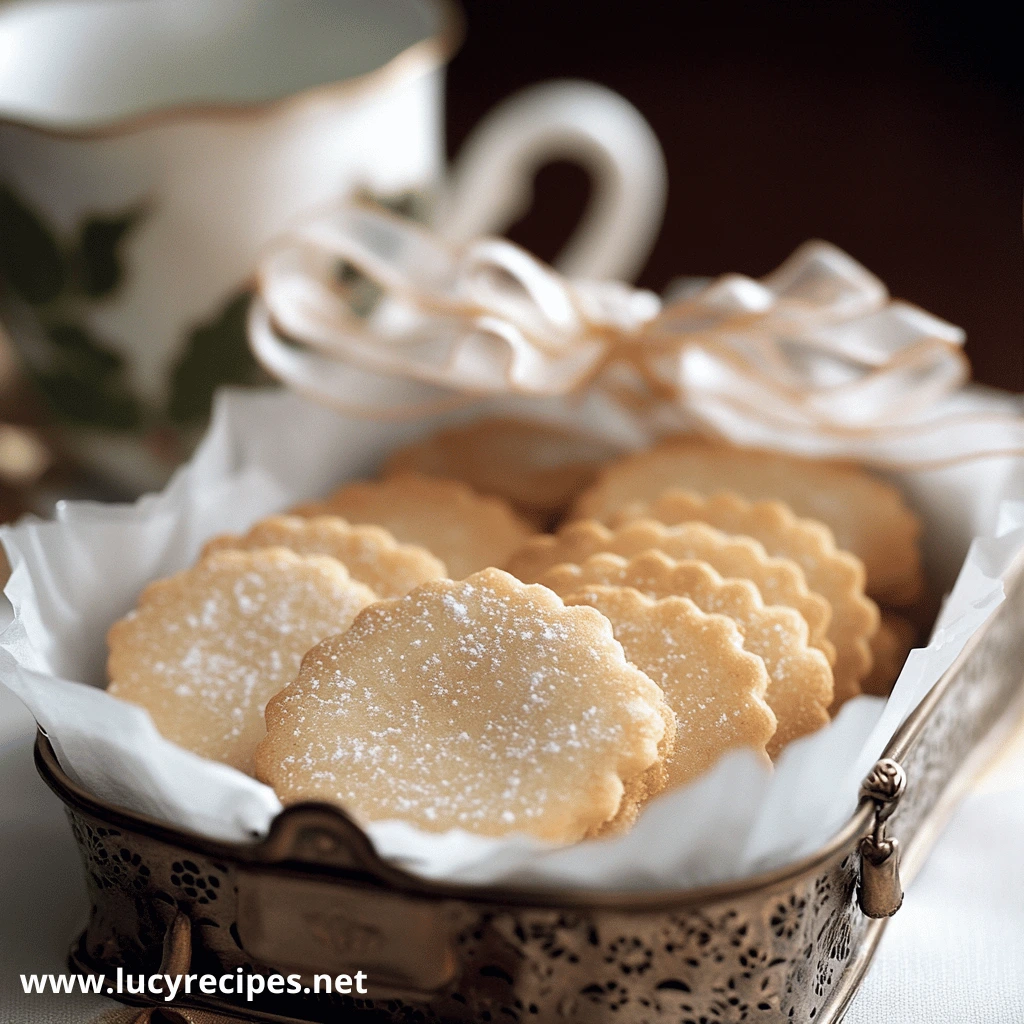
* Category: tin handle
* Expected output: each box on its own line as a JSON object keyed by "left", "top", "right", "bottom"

{"left": 857, "top": 758, "right": 907, "bottom": 918}
{"left": 256, "top": 802, "right": 388, "bottom": 874}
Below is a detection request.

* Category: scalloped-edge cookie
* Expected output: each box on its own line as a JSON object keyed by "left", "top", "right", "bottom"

{"left": 202, "top": 514, "right": 448, "bottom": 599}
{"left": 861, "top": 613, "right": 917, "bottom": 697}
{"left": 291, "top": 472, "right": 536, "bottom": 579}
{"left": 574, "top": 436, "right": 923, "bottom": 606}
{"left": 615, "top": 490, "right": 879, "bottom": 710}
{"left": 107, "top": 548, "right": 377, "bottom": 775}
{"left": 540, "top": 551, "right": 832, "bottom": 757}
{"left": 255, "top": 568, "right": 673, "bottom": 842}
{"left": 506, "top": 518, "right": 834, "bottom": 665}
{"left": 382, "top": 417, "right": 621, "bottom": 526}
{"left": 563, "top": 585, "right": 775, "bottom": 790}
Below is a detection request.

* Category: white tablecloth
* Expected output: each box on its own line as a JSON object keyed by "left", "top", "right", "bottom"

{"left": 2, "top": 679, "right": 1023, "bottom": 1023}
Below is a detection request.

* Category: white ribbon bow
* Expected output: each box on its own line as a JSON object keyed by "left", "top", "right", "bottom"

{"left": 249, "top": 204, "right": 1024, "bottom": 468}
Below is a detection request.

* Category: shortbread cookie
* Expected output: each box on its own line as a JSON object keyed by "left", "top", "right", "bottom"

{"left": 594, "top": 690, "right": 677, "bottom": 838}
{"left": 506, "top": 518, "right": 834, "bottom": 665}
{"left": 861, "top": 614, "right": 917, "bottom": 697}
{"left": 256, "top": 568, "right": 673, "bottom": 841}
{"left": 292, "top": 472, "right": 535, "bottom": 579}
{"left": 564, "top": 586, "right": 775, "bottom": 789}
{"left": 382, "top": 417, "right": 621, "bottom": 526}
{"left": 575, "top": 437, "right": 923, "bottom": 606}
{"left": 203, "top": 515, "right": 447, "bottom": 599}
{"left": 540, "top": 551, "right": 832, "bottom": 756}
{"left": 107, "top": 549, "right": 377, "bottom": 774}
{"left": 617, "top": 490, "right": 879, "bottom": 710}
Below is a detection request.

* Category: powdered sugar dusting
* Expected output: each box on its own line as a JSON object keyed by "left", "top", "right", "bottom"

{"left": 542, "top": 551, "right": 833, "bottom": 754}
{"left": 564, "top": 586, "right": 775, "bottom": 789}
{"left": 259, "top": 568, "right": 665, "bottom": 842}
{"left": 107, "top": 549, "right": 376, "bottom": 774}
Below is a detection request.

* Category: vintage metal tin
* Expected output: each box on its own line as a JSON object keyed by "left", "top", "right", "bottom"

{"left": 35, "top": 547, "right": 1024, "bottom": 1023}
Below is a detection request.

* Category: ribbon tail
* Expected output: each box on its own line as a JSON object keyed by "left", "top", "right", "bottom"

{"left": 247, "top": 300, "right": 471, "bottom": 420}
{"left": 688, "top": 393, "right": 1024, "bottom": 470}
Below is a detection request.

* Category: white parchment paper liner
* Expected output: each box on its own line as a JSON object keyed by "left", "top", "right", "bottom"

{"left": 3, "top": 385, "right": 1024, "bottom": 889}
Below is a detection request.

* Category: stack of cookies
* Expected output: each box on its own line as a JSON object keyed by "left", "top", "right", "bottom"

{"left": 107, "top": 419, "right": 924, "bottom": 845}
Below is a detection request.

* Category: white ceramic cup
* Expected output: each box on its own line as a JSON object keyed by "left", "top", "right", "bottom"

{"left": 0, "top": 0, "right": 667, "bottom": 492}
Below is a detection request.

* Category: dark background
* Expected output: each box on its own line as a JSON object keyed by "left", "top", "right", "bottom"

{"left": 445, "top": 0, "right": 1024, "bottom": 391}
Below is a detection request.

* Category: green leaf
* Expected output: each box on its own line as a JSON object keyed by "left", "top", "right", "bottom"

{"left": 29, "top": 321, "right": 139, "bottom": 429}
{"left": 47, "top": 322, "right": 123, "bottom": 376}
{"left": 0, "top": 184, "right": 66, "bottom": 304}
{"left": 33, "top": 368, "right": 142, "bottom": 430}
{"left": 168, "top": 290, "right": 269, "bottom": 424}
{"left": 75, "top": 209, "right": 141, "bottom": 298}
